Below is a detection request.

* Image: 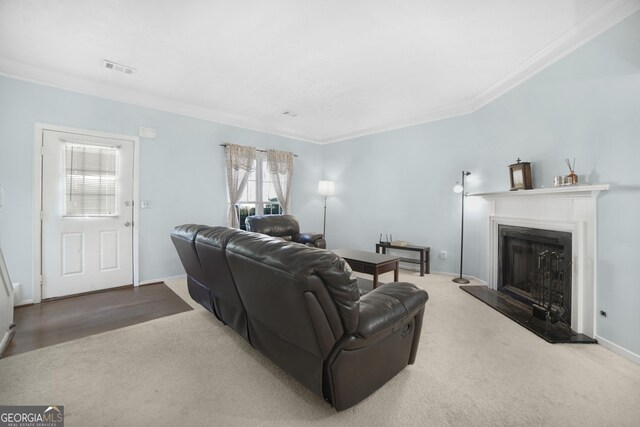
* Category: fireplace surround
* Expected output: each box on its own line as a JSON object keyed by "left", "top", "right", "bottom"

{"left": 470, "top": 184, "right": 609, "bottom": 339}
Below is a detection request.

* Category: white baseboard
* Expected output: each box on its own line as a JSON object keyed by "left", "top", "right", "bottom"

{"left": 139, "top": 275, "right": 186, "bottom": 286}
{"left": 0, "top": 330, "right": 15, "bottom": 357}
{"left": 395, "top": 259, "right": 488, "bottom": 285}
{"left": 463, "top": 275, "right": 486, "bottom": 285}
{"left": 14, "top": 299, "right": 33, "bottom": 307}
{"left": 11, "top": 283, "right": 20, "bottom": 304}
{"left": 595, "top": 335, "right": 640, "bottom": 365}
{"left": 428, "top": 269, "right": 487, "bottom": 286}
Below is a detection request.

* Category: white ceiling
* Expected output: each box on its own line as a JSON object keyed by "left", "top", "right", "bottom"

{"left": 1, "top": 0, "right": 639, "bottom": 143}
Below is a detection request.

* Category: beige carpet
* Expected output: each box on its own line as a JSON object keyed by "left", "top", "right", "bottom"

{"left": 1, "top": 272, "right": 639, "bottom": 426}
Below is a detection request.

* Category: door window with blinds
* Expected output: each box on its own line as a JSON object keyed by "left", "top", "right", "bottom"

{"left": 64, "top": 143, "right": 120, "bottom": 217}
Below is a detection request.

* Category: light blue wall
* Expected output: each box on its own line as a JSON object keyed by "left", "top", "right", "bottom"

{"left": 1, "top": 11, "right": 638, "bottom": 358}
{"left": 323, "top": 11, "right": 640, "bottom": 355}
{"left": 0, "top": 77, "right": 323, "bottom": 301}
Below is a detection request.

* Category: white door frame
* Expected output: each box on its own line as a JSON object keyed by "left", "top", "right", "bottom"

{"left": 33, "top": 123, "right": 140, "bottom": 303}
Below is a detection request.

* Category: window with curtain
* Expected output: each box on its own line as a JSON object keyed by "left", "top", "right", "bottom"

{"left": 236, "top": 154, "right": 283, "bottom": 229}
{"left": 64, "top": 143, "right": 119, "bottom": 217}
{"left": 266, "top": 149, "right": 293, "bottom": 215}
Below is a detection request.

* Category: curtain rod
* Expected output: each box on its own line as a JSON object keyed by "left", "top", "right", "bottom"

{"left": 219, "top": 144, "right": 298, "bottom": 157}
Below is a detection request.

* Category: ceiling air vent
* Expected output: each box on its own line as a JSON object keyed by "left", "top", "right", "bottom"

{"left": 103, "top": 60, "right": 135, "bottom": 74}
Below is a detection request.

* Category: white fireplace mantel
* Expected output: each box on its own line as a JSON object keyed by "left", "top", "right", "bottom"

{"left": 468, "top": 184, "right": 609, "bottom": 199}
{"left": 469, "top": 184, "right": 609, "bottom": 338}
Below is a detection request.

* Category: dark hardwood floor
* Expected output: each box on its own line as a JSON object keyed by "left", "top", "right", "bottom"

{"left": 3, "top": 282, "right": 193, "bottom": 358}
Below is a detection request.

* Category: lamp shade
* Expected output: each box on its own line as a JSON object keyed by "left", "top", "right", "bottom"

{"left": 453, "top": 182, "right": 464, "bottom": 193}
{"left": 318, "top": 180, "right": 335, "bottom": 197}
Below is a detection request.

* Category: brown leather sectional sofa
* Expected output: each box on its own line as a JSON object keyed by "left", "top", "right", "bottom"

{"left": 171, "top": 224, "right": 429, "bottom": 411}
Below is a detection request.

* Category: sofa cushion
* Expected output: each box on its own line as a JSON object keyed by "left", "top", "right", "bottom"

{"left": 225, "top": 231, "right": 360, "bottom": 334}
{"left": 170, "top": 224, "right": 210, "bottom": 285}
{"left": 193, "top": 226, "right": 249, "bottom": 340}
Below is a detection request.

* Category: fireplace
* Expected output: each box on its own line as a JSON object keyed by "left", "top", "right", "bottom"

{"left": 498, "top": 225, "right": 572, "bottom": 326}
{"left": 468, "top": 184, "right": 609, "bottom": 341}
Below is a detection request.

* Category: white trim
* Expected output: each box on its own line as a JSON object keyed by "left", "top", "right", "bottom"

{"left": 0, "top": 59, "right": 321, "bottom": 145}
{"left": 468, "top": 184, "right": 610, "bottom": 199}
{"left": 132, "top": 136, "right": 140, "bottom": 287}
{"left": 2, "top": 1, "right": 639, "bottom": 145}
{"left": 476, "top": 182, "right": 608, "bottom": 338}
{"left": 320, "top": 99, "right": 476, "bottom": 144}
{"left": 0, "top": 330, "right": 15, "bottom": 357}
{"left": 317, "top": 1, "right": 640, "bottom": 144}
{"left": 467, "top": 0, "right": 640, "bottom": 115}
{"left": 596, "top": 335, "right": 640, "bottom": 365}
{"left": 33, "top": 123, "right": 140, "bottom": 303}
{"left": 14, "top": 299, "right": 34, "bottom": 307}
{"left": 396, "top": 263, "right": 489, "bottom": 286}
{"left": 140, "top": 274, "right": 187, "bottom": 286}
{"left": 431, "top": 270, "right": 487, "bottom": 286}
{"left": 32, "top": 125, "right": 43, "bottom": 303}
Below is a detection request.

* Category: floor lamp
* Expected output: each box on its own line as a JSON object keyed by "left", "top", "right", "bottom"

{"left": 453, "top": 171, "right": 471, "bottom": 284}
{"left": 318, "top": 180, "right": 334, "bottom": 237}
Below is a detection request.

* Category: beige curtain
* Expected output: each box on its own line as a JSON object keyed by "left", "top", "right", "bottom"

{"left": 266, "top": 150, "right": 294, "bottom": 214}
{"left": 225, "top": 144, "right": 256, "bottom": 228}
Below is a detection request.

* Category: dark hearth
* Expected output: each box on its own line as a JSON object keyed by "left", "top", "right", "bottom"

{"left": 461, "top": 225, "right": 595, "bottom": 343}
{"left": 459, "top": 285, "right": 596, "bottom": 344}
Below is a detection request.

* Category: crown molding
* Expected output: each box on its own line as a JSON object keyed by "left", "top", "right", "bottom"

{"left": 467, "top": 0, "right": 640, "bottom": 113}
{"left": 319, "top": 0, "right": 640, "bottom": 144}
{"left": 319, "top": 99, "right": 476, "bottom": 144}
{"left": 0, "top": 58, "right": 323, "bottom": 145}
{"left": 1, "top": 0, "right": 638, "bottom": 146}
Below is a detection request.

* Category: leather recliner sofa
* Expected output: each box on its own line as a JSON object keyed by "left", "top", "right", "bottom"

{"left": 245, "top": 214, "right": 327, "bottom": 248}
{"left": 171, "top": 224, "right": 429, "bottom": 411}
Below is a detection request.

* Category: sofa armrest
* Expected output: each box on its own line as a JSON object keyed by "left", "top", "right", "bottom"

{"left": 292, "top": 232, "right": 326, "bottom": 248}
{"left": 356, "top": 282, "right": 429, "bottom": 338}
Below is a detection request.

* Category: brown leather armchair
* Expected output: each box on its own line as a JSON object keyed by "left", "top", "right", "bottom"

{"left": 245, "top": 214, "right": 326, "bottom": 249}
{"left": 171, "top": 225, "right": 429, "bottom": 411}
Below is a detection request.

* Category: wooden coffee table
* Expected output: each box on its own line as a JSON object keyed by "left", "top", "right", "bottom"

{"left": 332, "top": 249, "right": 399, "bottom": 289}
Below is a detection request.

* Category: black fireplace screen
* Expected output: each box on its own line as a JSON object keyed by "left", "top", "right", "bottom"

{"left": 498, "top": 225, "right": 572, "bottom": 325}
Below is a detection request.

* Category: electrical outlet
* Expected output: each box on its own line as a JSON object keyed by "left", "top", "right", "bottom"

{"left": 439, "top": 250, "right": 447, "bottom": 259}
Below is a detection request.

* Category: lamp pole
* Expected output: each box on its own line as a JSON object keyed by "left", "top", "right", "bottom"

{"left": 322, "top": 194, "right": 328, "bottom": 236}
{"left": 453, "top": 171, "right": 471, "bottom": 284}
{"left": 318, "top": 181, "right": 334, "bottom": 238}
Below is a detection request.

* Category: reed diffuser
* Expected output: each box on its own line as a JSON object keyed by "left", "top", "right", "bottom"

{"left": 565, "top": 158, "right": 578, "bottom": 184}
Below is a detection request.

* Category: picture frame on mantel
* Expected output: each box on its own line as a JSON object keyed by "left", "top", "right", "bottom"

{"left": 509, "top": 159, "right": 532, "bottom": 191}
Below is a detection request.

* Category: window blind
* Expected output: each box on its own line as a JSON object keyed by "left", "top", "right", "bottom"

{"left": 64, "top": 144, "right": 119, "bottom": 217}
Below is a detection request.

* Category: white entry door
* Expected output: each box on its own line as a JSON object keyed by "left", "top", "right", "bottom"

{"left": 41, "top": 130, "right": 135, "bottom": 299}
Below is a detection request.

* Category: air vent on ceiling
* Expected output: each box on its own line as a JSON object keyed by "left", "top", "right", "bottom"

{"left": 282, "top": 110, "right": 298, "bottom": 117}
{"left": 103, "top": 60, "right": 135, "bottom": 74}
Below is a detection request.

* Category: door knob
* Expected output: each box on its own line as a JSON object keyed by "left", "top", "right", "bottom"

{"left": 124, "top": 222, "right": 132, "bottom": 227}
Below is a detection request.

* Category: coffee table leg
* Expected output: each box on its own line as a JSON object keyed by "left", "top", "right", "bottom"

{"left": 394, "top": 262, "right": 399, "bottom": 282}
{"left": 420, "top": 251, "right": 425, "bottom": 276}
{"left": 373, "top": 271, "right": 379, "bottom": 289}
